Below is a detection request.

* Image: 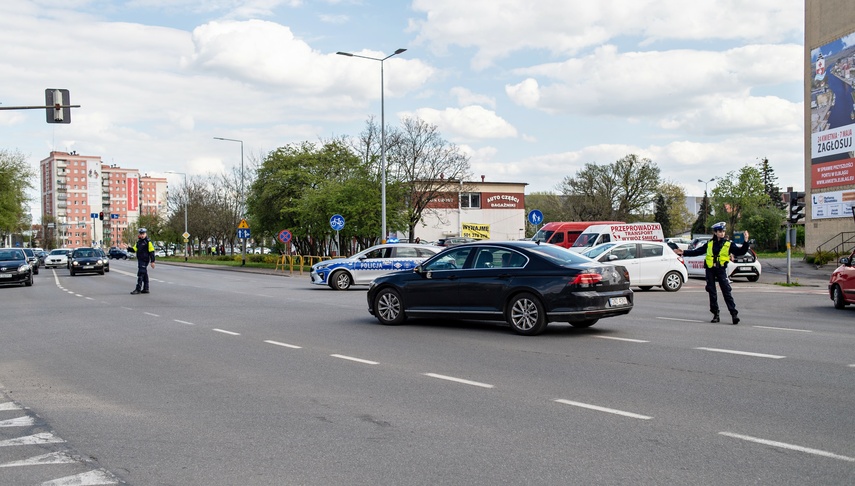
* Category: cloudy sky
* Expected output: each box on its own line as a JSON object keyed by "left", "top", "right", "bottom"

{"left": 1, "top": 0, "right": 804, "bottom": 219}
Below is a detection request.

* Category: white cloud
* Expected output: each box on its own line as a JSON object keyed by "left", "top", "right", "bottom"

{"left": 449, "top": 87, "right": 495, "bottom": 109}
{"left": 400, "top": 106, "right": 518, "bottom": 141}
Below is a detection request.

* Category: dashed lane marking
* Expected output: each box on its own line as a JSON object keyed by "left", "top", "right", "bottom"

{"left": 331, "top": 354, "right": 378, "bottom": 365}
{"left": 555, "top": 399, "right": 652, "bottom": 420}
{"left": 695, "top": 347, "right": 785, "bottom": 359}
{"left": 213, "top": 328, "right": 240, "bottom": 336}
{"left": 265, "top": 340, "right": 302, "bottom": 349}
{"left": 657, "top": 317, "right": 703, "bottom": 323}
{"left": 174, "top": 320, "right": 194, "bottom": 326}
{"left": 423, "top": 373, "right": 493, "bottom": 388}
{"left": 752, "top": 325, "right": 812, "bottom": 333}
{"left": 720, "top": 431, "right": 855, "bottom": 462}
{"left": 143, "top": 312, "right": 159, "bottom": 317}
{"left": 594, "top": 336, "right": 650, "bottom": 343}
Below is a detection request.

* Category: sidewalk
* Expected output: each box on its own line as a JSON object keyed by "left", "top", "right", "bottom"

{"left": 760, "top": 257, "right": 833, "bottom": 287}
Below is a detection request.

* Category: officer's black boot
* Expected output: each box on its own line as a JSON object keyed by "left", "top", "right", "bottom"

{"left": 710, "top": 313, "right": 720, "bottom": 323}
{"left": 731, "top": 313, "right": 740, "bottom": 325}
{"left": 130, "top": 288, "right": 141, "bottom": 295}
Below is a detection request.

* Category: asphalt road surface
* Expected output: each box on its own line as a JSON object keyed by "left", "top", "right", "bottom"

{"left": 0, "top": 260, "right": 852, "bottom": 485}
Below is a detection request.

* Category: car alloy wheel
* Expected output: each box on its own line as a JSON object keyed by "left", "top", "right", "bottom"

{"left": 833, "top": 285, "right": 847, "bottom": 309}
{"left": 507, "top": 292, "right": 547, "bottom": 335}
{"left": 663, "top": 271, "right": 683, "bottom": 292}
{"left": 331, "top": 271, "right": 352, "bottom": 290}
{"left": 374, "top": 288, "right": 406, "bottom": 325}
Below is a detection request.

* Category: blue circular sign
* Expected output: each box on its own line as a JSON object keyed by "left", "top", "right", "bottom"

{"left": 277, "top": 229, "right": 292, "bottom": 243}
{"left": 330, "top": 214, "right": 345, "bottom": 231}
{"left": 528, "top": 209, "right": 544, "bottom": 225}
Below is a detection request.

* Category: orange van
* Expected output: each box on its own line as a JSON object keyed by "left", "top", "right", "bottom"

{"left": 531, "top": 221, "right": 623, "bottom": 249}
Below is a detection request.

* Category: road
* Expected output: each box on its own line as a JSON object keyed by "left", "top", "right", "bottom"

{"left": 0, "top": 260, "right": 852, "bottom": 485}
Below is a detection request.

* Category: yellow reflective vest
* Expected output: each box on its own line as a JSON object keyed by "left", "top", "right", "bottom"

{"left": 705, "top": 240, "right": 730, "bottom": 268}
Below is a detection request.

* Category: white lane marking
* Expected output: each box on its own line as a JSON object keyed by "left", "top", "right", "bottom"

{"left": 41, "top": 469, "right": 120, "bottom": 485}
{"left": 0, "top": 402, "right": 22, "bottom": 411}
{"left": 144, "top": 312, "right": 159, "bottom": 317}
{"left": 121, "top": 307, "right": 133, "bottom": 311}
{"left": 594, "top": 336, "right": 650, "bottom": 343}
{"left": 0, "top": 451, "right": 77, "bottom": 468}
{"left": 555, "top": 399, "right": 652, "bottom": 419}
{"left": 849, "top": 364, "right": 855, "bottom": 368}
{"left": 424, "top": 373, "right": 494, "bottom": 388}
{"left": 265, "top": 340, "right": 302, "bottom": 349}
{"left": 657, "top": 317, "right": 703, "bottom": 323}
{"left": 85, "top": 297, "right": 95, "bottom": 300}
{"left": 213, "top": 328, "right": 240, "bottom": 336}
{"left": 0, "top": 416, "right": 35, "bottom": 427}
{"left": 719, "top": 431, "right": 855, "bottom": 462}
{"left": 752, "top": 325, "right": 812, "bottom": 333}
{"left": 0, "top": 432, "right": 65, "bottom": 447}
{"left": 695, "top": 347, "right": 785, "bottom": 359}
{"left": 331, "top": 354, "right": 378, "bottom": 365}
{"left": 174, "top": 320, "right": 194, "bottom": 326}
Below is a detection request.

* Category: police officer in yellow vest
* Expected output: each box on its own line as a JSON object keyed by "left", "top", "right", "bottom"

{"left": 127, "top": 227, "right": 156, "bottom": 294}
{"left": 681, "top": 222, "right": 750, "bottom": 324}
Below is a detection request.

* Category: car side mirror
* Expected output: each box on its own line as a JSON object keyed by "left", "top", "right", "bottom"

{"left": 840, "top": 257, "right": 851, "bottom": 266}
{"left": 606, "top": 254, "right": 618, "bottom": 261}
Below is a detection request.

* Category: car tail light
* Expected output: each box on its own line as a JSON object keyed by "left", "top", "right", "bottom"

{"left": 570, "top": 273, "right": 603, "bottom": 286}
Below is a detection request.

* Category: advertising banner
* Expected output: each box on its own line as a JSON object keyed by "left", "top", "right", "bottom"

{"left": 127, "top": 176, "right": 139, "bottom": 212}
{"left": 811, "top": 189, "right": 855, "bottom": 219}
{"left": 462, "top": 223, "right": 490, "bottom": 239}
{"left": 810, "top": 30, "right": 855, "bottom": 189}
{"left": 87, "top": 159, "right": 101, "bottom": 211}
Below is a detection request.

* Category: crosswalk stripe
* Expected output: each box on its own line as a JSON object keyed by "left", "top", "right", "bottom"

{"left": 0, "top": 452, "right": 77, "bottom": 468}
{"left": 0, "top": 432, "right": 65, "bottom": 447}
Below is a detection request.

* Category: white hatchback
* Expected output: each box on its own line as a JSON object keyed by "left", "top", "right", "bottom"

{"left": 682, "top": 239, "right": 762, "bottom": 282}
{"left": 581, "top": 240, "right": 688, "bottom": 292}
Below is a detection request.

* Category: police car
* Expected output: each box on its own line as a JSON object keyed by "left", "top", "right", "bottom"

{"left": 311, "top": 243, "right": 441, "bottom": 290}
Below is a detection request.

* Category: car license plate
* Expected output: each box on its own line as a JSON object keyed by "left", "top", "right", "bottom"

{"left": 83, "top": 266, "right": 94, "bottom": 269}
{"left": 739, "top": 266, "right": 753, "bottom": 272}
{"left": 0, "top": 274, "right": 11, "bottom": 278}
{"left": 609, "top": 297, "right": 628, "bottom": 307}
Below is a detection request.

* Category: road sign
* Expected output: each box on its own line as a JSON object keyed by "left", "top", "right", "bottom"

{"left": 237, "top": 228, "right": 251, "bottom": 239}
{"left": 330, "top": 214, "right": 345, "bottom": 231}
{"left": 111, "top": 214, "right": 119, "bottom": 219}
{"left": 238, "top": 219, "right": 249, "bottom": 229}
{"left": 528, "top": 209, "right": 543, "bottom": 225}
{"left": 182, "top": 232, "right": 190, "bottom": 239}
{"left": 277, "top": 229, "right": 292, "bottom": 244}
{"left": 90, "top": 213, "right": 98, "bottom": 219}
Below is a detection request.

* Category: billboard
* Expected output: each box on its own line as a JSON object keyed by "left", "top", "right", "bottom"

{"left": 810, "top": 30, "right": 855, "bottom": 189}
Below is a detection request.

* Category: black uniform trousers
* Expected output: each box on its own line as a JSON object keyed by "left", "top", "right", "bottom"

{"left": 136, "top": 261, "right": 150, "bottom": 291}
{"left": 705, "top": 265, "right": 737, "bottom": 317}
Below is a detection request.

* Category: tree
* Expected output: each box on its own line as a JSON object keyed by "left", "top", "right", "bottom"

{"left": 758, "top": 157, "right": 786, "bottom": 210}
{"left": 658, "top": 182, "right": 693, "bottom": 235}
{"left": 385, "top": 117, "right": 472, "bottom": 242}
{"left": 523, "top": 192, "right": 568, "bottom": 237}
{"left": 710, "top": 165, "right": 768, "bottom": 236}
{"left": 0, "top": 149, "right": 35, "bottom": 243}
{"left": 653, "top": 194, "right": 671, "bottom": 237}
{"left": 559, "top": 154, "right": 661, "bottom": 221}
{"left": 691, "top": 193, "right": 713, "bottom": 235}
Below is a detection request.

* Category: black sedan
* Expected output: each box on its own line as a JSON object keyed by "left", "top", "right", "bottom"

{"left": 0, "top": 248, "right": 34, "bottom": 287}
{"left": 69, "top": 247, "right": 106, "bottom": 276}
{"left": 367, "top": 241, "right": 633, "bottom": 335}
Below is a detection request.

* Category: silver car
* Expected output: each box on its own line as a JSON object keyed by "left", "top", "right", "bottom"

{"left": 311, "top": 243, "right": 441, "bottom": 290}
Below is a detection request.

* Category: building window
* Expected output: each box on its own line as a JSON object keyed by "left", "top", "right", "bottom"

{"left": 460, "top": 193, "right": 481, "bottom": 209}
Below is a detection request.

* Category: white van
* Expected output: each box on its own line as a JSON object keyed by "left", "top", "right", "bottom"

{"left": 570, "top": 223, "right": 664, "bottom": 251}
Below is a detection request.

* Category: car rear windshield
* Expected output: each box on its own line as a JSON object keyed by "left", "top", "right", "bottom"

{"left": 527, "top": 244, "right": 594, "bottom": 265}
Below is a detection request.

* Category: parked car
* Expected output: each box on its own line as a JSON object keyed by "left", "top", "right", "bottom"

{"left": 829, "top": 249, "right": 855, "bottom": 309}
{"left": 581, "top": 240, "right": 687, "bottom": 292}
{"left": 437, "top": 237, "right": 477, "bottom": 247}
{"left": 665, "top": 237, "right": 693, "bottom": 251}
{"left": 44, "top": 248, "right": 72, "bottom": 269}
{"left": 366, "top": 241, "right": 633, "bottom": 335}
{"left": 69, "top": 247, "right": 106, "bottom": 276}
{"left": 682, "top": 238, "right": 761, "bottom": 282}
{"left": 21, "top": 248, "right": 40, "bottom": 275}
{"left": 0, "top": 248, "right": 34, "bottom": 287}
{"left": 311, "top": 243, "right": 441, "bottom": 290}
{"left": 96, "top": 248, "right": 110, "bottom": 272}
{"left": 108, "top": 247, "right": 130, "bottom": 259}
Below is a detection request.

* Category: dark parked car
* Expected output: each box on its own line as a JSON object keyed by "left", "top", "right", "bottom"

{"left": 69, "top": 247, "right": 106, "bottom": 276}
{"left": 367, "top": 241, "right": 633, "bottom": 335}
{"left": 96, "top": 248, "right": 110, "bottom": 272}
{"left": 0, "top": 248, "right": 34, "bottom": 287}
{"left": 108, "top": 247, "right": 130, "bottom": 259}
{"left": 36, "top": 250, "right": 49, "bottom": 266}
{"left": 437, "top": 236, "right": 477, "bottom": 247}
{"left": 21, "top": 248, "right": 39, "bottom": 275}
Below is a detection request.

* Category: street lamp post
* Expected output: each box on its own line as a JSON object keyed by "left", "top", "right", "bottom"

{"left": 698, "top": 177, "right": 717, "bottom": 230}
{"left": 167, "top": 171, "right": 189, "bottom": 262}
{"left": 336, "top": 47, "right": 407, "bottom": 243}
{"left": 214, "top": 137, "right": 246, "bottom": 266}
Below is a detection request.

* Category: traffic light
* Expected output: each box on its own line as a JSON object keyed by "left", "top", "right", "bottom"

{"left": 788, "top": 191, "right": 806, "bottom": 223}
{"left": 99, "top": 211, "right": 104, "bottom": 220}
{"left": 45, "top": 89, "right": 71, "bottom": 124}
